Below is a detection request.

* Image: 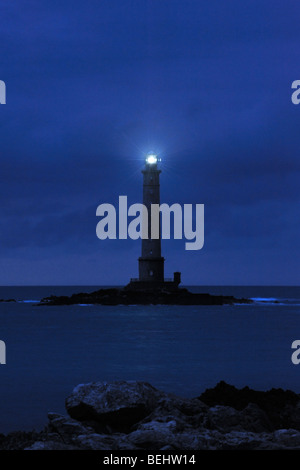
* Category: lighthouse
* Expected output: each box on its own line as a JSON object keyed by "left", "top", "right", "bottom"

{"left": 126, "top": 153, "right": 181, "bottom": 291}
{"left": 138, "top": 153, "right": 165, "bottom": 283}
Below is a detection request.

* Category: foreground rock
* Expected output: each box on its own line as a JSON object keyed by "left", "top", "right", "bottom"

{"left": 65, "top": 381, "right": 163, "bottom": 432}
{"left": 38, "top": 287, "right": 252, "bottom": 306}
{"left": 199, "top": 381, "right": 300, "bottom": 430}
{"left": 2, "top": 381, "right": 300, "bottom": 450}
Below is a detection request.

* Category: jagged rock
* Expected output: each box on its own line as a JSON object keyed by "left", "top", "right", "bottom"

{"left": 214, "top": 431, "right": 273, "bottom": 450}
{"left": 239, "top": 403, "right": 273, "bottom": 432}
{"left": 204, "top": 403, "right": 272, "bottom": 433}
{"left": 199, "top": 380, "right": 300, "bottom": 430}
{"left": 156, "top": 393, "right": 208, "bottom": 416}
{"left": 136, "top": 406, "right": 204, "bottom": 434}
{"left": 272, "top": 429, "right": 300, "bottom": 447}
{"left": 172, "top": 432, "right": 212, "bottom": 450}
{"left": 0, "top": 431, "right": 42, "bottom": 450}
{"left": 127, "top": 421, "right": 177, "bottom": 449}
{"left": 4, "top": 380, "right": 300, "bottom": 450}
{"left": 25, "top": 441, "right": 80, "bottom": 450}
{"left": 72, "top": 433, "right": 126, "bottom": 450}
{"left": 204, "top": 405, "right": 242, "bottom": 431}
{"left": 47, "top": 413, "right": 94, "bottom": 441}
{"left": 279, "top": 402, "right": 300, "bottom": 430}
{"left": 66, "top": 381, "right": 163, "bottom": 431}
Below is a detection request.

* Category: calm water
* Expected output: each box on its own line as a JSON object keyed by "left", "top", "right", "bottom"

{"left": 0, "top": 285, "right": 299, "bottom": 433}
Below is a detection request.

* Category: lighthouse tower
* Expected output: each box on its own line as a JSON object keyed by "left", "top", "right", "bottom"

{"left": 126, "top": 153, "right": 181, "bottom": 291}
{"left": 138, "top": 153, "right": 164, "bottom": 282}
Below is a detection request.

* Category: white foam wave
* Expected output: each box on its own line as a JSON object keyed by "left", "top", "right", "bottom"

{"left": 250, "top": 297, "right": 278, "bottom": 302}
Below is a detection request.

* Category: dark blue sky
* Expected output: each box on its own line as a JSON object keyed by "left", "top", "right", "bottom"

{"left": 0, "top": 0, "right": 299, "bottom": 285}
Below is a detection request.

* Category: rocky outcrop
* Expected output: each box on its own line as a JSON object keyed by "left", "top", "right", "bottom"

{"left": 199, "top": 381, "right": 300, "bottom": 430}
{"left": 2, "top": 380, "right": 300, "bottom": 450}
{"left": 38, "top": 288, "right": 252, "bottom": 306}
{"left": 65, "top": 381, "right": 163, "bottom": 432}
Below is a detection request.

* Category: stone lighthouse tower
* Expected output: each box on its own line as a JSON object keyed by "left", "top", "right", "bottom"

{"left": 126, "top": 152, "right": 181, "bottom": 291}
{"left": 138, "top": 153, "right": 164, "bottom": 283}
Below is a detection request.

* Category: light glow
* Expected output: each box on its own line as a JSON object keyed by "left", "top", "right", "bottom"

{"left": 146, "top": 153, "right": 158, "bottom": 164}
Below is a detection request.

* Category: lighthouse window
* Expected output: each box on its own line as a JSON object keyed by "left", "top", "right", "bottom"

{"left": 149, "top": 189, "right": 153, "bottom": 195}
{"left": 149, "top": 250, "right": 153, "bottom": 255}
{"left": 149, "top": 270, "right": 154, "bottom": 276}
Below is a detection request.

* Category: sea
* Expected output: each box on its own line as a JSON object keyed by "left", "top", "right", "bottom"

{"left": 0, "top": 285, "right": 299, "bottom": 433}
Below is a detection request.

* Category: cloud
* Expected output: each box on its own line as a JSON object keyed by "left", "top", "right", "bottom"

{"left": 0, "top": 0, "right": 300, "bottom": 282}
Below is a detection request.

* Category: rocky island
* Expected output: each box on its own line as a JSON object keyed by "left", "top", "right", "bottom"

{"left": 38, "top": 287, "right": 252, "bottom": 306}
{"left": 1, "top": 381, "right": 300, "bottom": 450}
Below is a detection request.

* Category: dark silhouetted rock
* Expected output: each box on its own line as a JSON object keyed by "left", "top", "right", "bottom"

{"left": 38, "top": 287, "right": 252, "bottom": 306}
{"left": 47, "top": 412, "right": 94, "bottom": 439}
{"left": 0, "top": 431, "right": 42, "bottom": 450}
{"left": 204, "top": 403, "right": 272, "bottom": 433}
{"left": 25, "top": 441, "right": 80, "bottom": 450}
{"left": 65, "top": 381, "right": 163, "bottom": 432}
{"left": 198, "top": 380, "right": 300, "bottom": 430}
{"left": 3, "top": 380, "right": 300, "bottom": 450}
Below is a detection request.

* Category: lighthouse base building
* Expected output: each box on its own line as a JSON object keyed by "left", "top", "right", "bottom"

{"left": 126, "top": 153, "right": 181, "bottom": 292}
